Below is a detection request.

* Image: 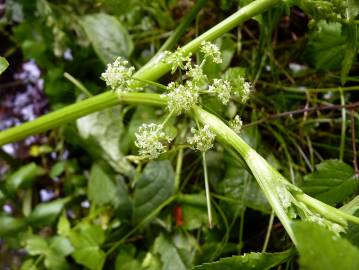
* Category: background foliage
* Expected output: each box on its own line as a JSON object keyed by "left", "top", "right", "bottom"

{"left": 1, "top": 0, "right": 359, "bottom": 269}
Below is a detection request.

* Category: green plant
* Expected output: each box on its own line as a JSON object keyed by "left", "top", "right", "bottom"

{"left": 1, "top": 0, "right": 359, "bottom": 269}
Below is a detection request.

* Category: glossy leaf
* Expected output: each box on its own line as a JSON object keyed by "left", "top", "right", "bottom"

{"left": 88, "top": 164, "right": 118, "bottom": 206}
{"left": 80, "top": 13, "right": 134, "bottom": 63}
{"left": 301, "top": 159, "right": 358, "bottom": 205}
{"left": 69, "top": 223, "right": 106, "bottom": 270}
{"left": 303, "top": 21, "right": 347, "bottom": 70}
{"left": 0, "top": 216, "right": 26, "bottom": 236}
{"left": 25, "top": 236, "right": 48, "bottom": 256}
{"left": 77, "top": 107, "right": 133, "bottom": 176}
{"left": 115, "top": 245, "right": 142, "bottom": 270}
{"left": 154, "top": 233, "right": 191, "bottom": 270}
{"left": 193, "top": 250, "right": 292, "bottom": 270}
{"left": 25, "top": 235, "right": 72, "bottom": 270}
{"left": 293, "top": 221, "right": 359, "bottom": 270}
{"left": 133, "top": 161, "right": 175, "bottom": 223}
{"left": 5, "top": 163, "right": 45, "bottom": 194}
{"left": 27, "top": 198, "right": 69, "bottom": 226}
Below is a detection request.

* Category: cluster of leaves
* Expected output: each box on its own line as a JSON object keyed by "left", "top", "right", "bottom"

{"left": 1, "top": 0, "right": 359, "bottom": 270}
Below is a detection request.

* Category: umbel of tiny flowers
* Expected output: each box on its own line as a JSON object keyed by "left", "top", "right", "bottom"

{"left": 134, "top": 123, "right": 172, "bottom": 159}
{"left": 185, "top": 63, "right": 207, "bottom": 84}
{"left": 187, "top": 125, "right": 216, "bottom": 152}
{"left": 200, "top": 41, "right": 222, "bottom": 64}
{"left": 229, "top": 115, "right": 243, "bottom": 134}
{"left": 208, "top": 78, "right": 232, "bottom": 105}
{"left": 161, "top": 81, "right": 199, "bottom": 115}
{"left": 101, "top": 57, "right": 135, "bottom": 93}
{"left": 234, "top": 77, "right": 252, "bottom": 104}
{"left": 163, "top": 48, "right": 192, "bottom": 74}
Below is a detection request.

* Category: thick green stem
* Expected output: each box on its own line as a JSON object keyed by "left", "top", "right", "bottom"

{"left": 0, "top": 93, "right": 165, "bottom": 146}
{"left": 140, "top": 0, "right": 208, "bottom": 70}
{"left": 192, "top": 105, "right": 297, "bottom": 244}
{"left": 135, "top": 0, "right": 280, "bottom": 81}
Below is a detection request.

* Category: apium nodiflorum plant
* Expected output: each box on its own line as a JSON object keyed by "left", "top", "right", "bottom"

{"left": 100, "top": 41, "right": 359, "bottom": 244}
{"left": 1, "top": 0, "right": 359, "bottom": 246}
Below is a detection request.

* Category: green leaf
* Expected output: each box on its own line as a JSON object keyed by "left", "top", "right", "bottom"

{"left": 77, "top": 107, "right": 133, "bottom": 176}
{"left": 88, "top": 164, "right": 118, "bottom": 206}
{"left": 45, "top": 251, "right": 69, "bottom": 270}
{"left": 21, "top": 259, "right": 38, "bottom": 270}
{"left": 179, "top": 193, "right": 209, "bottom": 230}
{"left": 50, "top": 236, "right": 74, "bottom": 257}
{"left": 154, "top": 234, "right": 191, "bottom": 270}
{"left": 50, "top": 161, "right": 66, "bottom": 178}
{"left": 27, "top": 198, "right": 69, "bottom": 226}
{"left": 0, "top": 56, "right": 9, "bottom": 74}
{"left": 25, "top": 235, "right": 72, "bottom": 270}
{"left": 5, "top": 163, "right": 45, "bottom": 194}
{"left": 80, "top": 13, "right": 134, "bottom": 63}
{"left": 133, "top": 161, "right": 175, "bottom": 223}
{"left": 69, "top": 223, "right": 106, "bottom": 270}
{"left": 341, "top": 23, "right": 357, "bottom": 85}
{"left": 57, "top": 212, "right": 71, "bottom": 236}
{"left": 0, "top": 216, "right": 26, "bottom": 236}
{"left": 303, "top": 20, "right": 347, "bottom": 70}
{"left": 218, "top": 164, "right": 271, "bottom": 214}
{"left": 115, "top": 245, "right": 142, "bottom": 270}
{"left": 193, "top": 250, "right": 292, "bottom": 270}
{"left": 88, "top": 165, "right": 131, "bottom": 216}
{"left": 25, "top": 236, "right": 48, "bottom": 256}
{"left": 293, "top": 221, "right": 359, "bottom": 270}
{"left": 301, "top": 159, "right": 358, "bottom": 205}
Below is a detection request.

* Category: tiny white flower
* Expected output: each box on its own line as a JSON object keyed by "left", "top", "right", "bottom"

{"left": 163, "top": 48, "right": 192, "bottom": 73}
{"left": 161, "top": 82, "right": 199, "bottom": 115}
{"left": 185, "top": 63, "right": 207, "bottom": 83}
{"left": 135, "top": 123, "right": 172, "bottom": 159}
{"left": 208, "top": 79, "right": 232, "bottom": 105}
{"left": 101, "top": 57, "right": 135, "bottom": 93}
{"left": 233, "top": 77, "right": 252, "bottom": 104}
{"left": 200, "top": 41, "right": 222, "bottom": 64}
{"left": 229, "top": 115, "right": 243, "bottom": 134}
{"left": 187, "top": 125, "right": 216, "bottom": 152}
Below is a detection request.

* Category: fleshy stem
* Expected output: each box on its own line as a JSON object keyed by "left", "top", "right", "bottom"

{"left": 192, "top": 104, "right": 297, "bottom": 244}
{"left": 0, "top": 0, "right": 281, "bottom": 146}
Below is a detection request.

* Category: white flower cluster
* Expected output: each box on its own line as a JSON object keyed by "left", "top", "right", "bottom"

{"left": 236, "top": 77, "right": 252, "bottom": 104}
{"left": 185, "top": 63, "right": 207, "bottom": 83}
{"left": 229, "top": 115, "right": 243, "bottom": 134}
{"left": 163, "top": 48, "right": 192, "bottom": 73}
{"left": 161, "top": 82, "right": 199, "bottom": 115}
{"left": 187, "top": 125, "right": 216, "bottom": 152}
{"left": 208, "top": 78, "right": 232, "bottom": 105}
{"left": 134, "top": 123, "right": 172, "bottom": 159}
{"left": 200, "top": 41, "right": 222, "bottom": 64}
{"left": 101, "top": 57, "right": 135, "bottom": 93}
